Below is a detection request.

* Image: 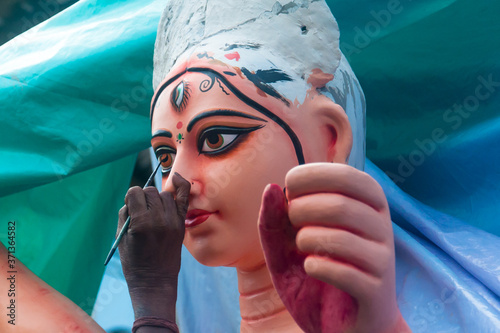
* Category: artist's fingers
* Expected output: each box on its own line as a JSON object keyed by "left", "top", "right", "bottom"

{"left": 172, "top": 172, "right": 191, "bottom": 219}
{"left": 142, "top": 187, "right": 167, "bottom": 229}
{"left": 124, "top": 187, "right": 162, "bottom": 234}
{"left": 286, "top": 163, "right": 387, "bottom": 212}
{"left": 143, "top": 187, "right": 164, "bottom": 211}
{"left": 258, "top": 184, "right": 297, "bottom": 275}
{"left": 304, "top": 255, "right": 378, "bottom": 302}
{"left": 124, "top": 186, "right": 148, "bottom": 216}
{"left": 160, "top": 191, "right": 184, "bottom": 230}
{"left": 288, "top": 193, "right": 389, "bottom": 242}
{"left": 296, "top": 227, "right": 390, "bottom": 278}
{"left": 116, "top": 206, "right": 128, "bottom": 238}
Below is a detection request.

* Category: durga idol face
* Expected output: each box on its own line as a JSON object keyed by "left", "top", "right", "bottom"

{"left": 150, "top": 59, "right": 340, "bottom": 271}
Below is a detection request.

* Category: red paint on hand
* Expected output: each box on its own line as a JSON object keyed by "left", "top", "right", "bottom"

{"left": 258, "top": 184, "right": 358, "bottom": 333}
{"left": 224, "top": 52, "right": 240, "bottom": 61}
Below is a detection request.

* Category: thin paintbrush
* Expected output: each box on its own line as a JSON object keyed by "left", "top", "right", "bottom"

{"left": 104, "top": 160, "right": 163, "bottom": 266}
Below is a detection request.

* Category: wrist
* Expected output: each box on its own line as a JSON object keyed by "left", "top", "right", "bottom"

{"left": 127, "top": 274, "right": 178, "bottom": 294}
{"left": 129, "top": 282, "right": 178, "bottom": 321}
{"left": 133, "top": 316, "right": 179, "bottom": 333}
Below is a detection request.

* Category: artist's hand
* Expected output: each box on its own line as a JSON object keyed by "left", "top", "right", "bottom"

{"left": 117, "top": 172, "right": 190, "bottom": 320}
{"left": 258, "top": 163, "right": 410, "bottom": 333}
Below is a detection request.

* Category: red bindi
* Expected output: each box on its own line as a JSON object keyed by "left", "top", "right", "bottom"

{"left": 176, "top": 121, "right": 183, "bottom": 129}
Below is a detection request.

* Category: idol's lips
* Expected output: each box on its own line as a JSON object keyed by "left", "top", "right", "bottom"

{"left": 185, "top": 209, "right": 216, "bottom": 228}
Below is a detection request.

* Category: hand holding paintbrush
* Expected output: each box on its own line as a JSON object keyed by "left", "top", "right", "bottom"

{"left": 111, "top": 170, "right": 190, "bottom": 322}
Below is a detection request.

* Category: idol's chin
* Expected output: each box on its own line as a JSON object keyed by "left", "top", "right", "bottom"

{"left": 191, "top": 250, "right": 268, "bottom": 273}
{"left": 186, "top": 244, "right": 240, "bottom": 267}
{"left": 186, "top": 242, "right": 266, "bottom": 269}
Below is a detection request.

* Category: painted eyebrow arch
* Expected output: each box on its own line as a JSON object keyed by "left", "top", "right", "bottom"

{"left": 186, "top": 109, "right": 267, "bottom": 132}
{"left": 151, "top": 129, "right": 173, "bottom": 139}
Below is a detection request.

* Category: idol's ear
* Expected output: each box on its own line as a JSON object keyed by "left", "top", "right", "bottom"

{"left": 313, "top": 96, "right": 353, "bottom": 163}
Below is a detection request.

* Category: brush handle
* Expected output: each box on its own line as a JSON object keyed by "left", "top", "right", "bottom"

{"left": 103, "top": 215, "right": 131, "bottom": 265}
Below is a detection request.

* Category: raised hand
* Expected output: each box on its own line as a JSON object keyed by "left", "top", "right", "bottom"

{"left": 117, "top": 172, "right": 190, "bottom": 320}
{"left": 258, "top": 163, "right": 410, "bottom": 333}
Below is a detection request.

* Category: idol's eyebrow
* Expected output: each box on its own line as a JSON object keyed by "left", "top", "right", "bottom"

{"left": 151, "top": 129, "right": 173, "bottom": 140}
{"left": 186, "top": 109, "right": 267, "bottom": 132}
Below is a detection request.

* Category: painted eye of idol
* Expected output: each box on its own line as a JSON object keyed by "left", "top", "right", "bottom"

{"left": 155, "top": 147, "right": 176, "bottom": 174}
{"left": 198, "top": 125, "right": 263, "bottom": 155}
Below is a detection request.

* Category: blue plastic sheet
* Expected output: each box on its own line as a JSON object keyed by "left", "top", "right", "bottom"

{"left": 170, "top": 159, "right": 500, "bottom": 332}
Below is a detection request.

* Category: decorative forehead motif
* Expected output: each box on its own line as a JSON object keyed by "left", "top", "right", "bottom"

{"left": 150, "top": 66, "right": 306, "bottom": 165}
{"left": 150, "top": 62, "right": 295, "bottom": 121}
{"left": 171, "top": 80, "right": 191, "bottom": 112}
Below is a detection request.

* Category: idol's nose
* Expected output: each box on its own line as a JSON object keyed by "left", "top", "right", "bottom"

{"left": 162, "top": 151, "right": 200, "bottom": 201}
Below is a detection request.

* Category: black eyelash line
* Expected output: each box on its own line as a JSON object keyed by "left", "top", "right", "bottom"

{"left": 150, "top": 68, "right": 305, "bottom": 165}
{"left": 197, "top": 125, "right": 263, "bottom": 154}
{"left": 155, "top": 146, "right": 176, "bottom": 157}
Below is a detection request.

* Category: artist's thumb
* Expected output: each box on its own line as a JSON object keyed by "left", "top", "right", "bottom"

{"left": 172, "top": 172, "right": 191, "bottom": 219}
